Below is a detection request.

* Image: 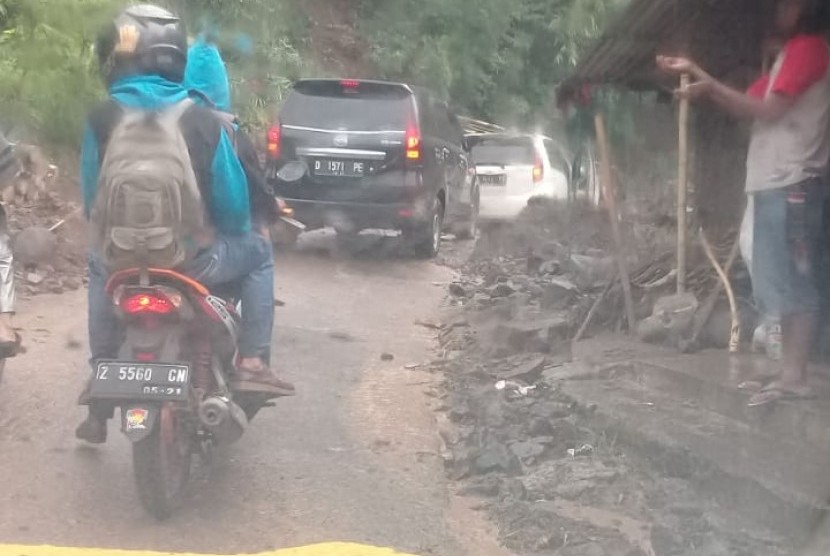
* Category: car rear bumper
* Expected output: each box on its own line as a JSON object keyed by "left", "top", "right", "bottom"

{"left": 478, "top": 192, "right": 532, "bottom": 221}
{"left": 279, "top": 198, "right": 431, "bottom": 232}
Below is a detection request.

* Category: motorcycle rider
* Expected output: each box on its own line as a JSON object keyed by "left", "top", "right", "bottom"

{"left": 76, "top": 4, "right": 294, "bottom": 444}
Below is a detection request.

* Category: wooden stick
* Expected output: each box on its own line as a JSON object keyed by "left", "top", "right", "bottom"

{"left": 677, "top": 73, "right": 690, "bottom": 294}
{"left": 700, "top": 228, "right": 740, "bottom": 352}
{"left": 48, "top": 207, "right": 81, "bottom": 232}
{"left": 687, "top": 233, "right": 741, "bottom": 346}
{"left": 593, "top": 113, "right": 636, "bottom": 334}
{"left": 573, "top": 273, "right": 618, "bottom": 343}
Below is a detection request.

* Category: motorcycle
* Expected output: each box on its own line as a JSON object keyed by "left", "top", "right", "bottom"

{"left": 85, "top": 163, "right": 305, "bottom": 519}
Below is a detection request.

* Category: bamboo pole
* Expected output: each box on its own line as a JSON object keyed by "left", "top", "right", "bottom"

{"left": 677, "top": 73, "right": 690, "bottom": 294}
{"left": 593, "top": 113, "right": 636, "bottom": 334}
{"left": 700, "top": 228, "right": 741, "bottom": 352}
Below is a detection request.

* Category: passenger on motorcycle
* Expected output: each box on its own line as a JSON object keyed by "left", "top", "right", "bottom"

{"left": 76, "top": 4, "right": 294, "bottom": 444}
{"left": 183, "top": 34, "right": 281, "bottom": 364}
{"left": 183, "top": 35, "right": 280, "bottom": 244}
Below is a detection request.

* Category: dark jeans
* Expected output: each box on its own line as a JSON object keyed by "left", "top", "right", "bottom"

{"left": 88, "top": 232, "right": 274, "bottom": 364}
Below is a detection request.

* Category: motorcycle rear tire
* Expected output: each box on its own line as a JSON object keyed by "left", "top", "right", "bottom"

{"left": 132, "top": 403, "right": 191, "bottom": 520}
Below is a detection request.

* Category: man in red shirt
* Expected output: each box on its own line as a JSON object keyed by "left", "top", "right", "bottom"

{"left": 658, "top": 0, "right": 830, "bottom": 406}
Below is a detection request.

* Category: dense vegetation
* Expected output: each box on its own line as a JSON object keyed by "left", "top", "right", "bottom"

{"left": 0, "top": 0, "right": 624, "bottom": 149}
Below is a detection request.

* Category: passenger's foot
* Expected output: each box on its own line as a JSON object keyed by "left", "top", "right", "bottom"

{"left": 233, "top": 358, "right": 295, "bottom": 397}
{"left": 747, "top": 380, "right": 814, "bottom": 407}
{"left": 75, "top": 414, "right": 107, "bottom": 444}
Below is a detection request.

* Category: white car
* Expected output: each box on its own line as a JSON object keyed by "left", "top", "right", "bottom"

{"left": 469, "top": 133, "right": 571, "bottom": 221}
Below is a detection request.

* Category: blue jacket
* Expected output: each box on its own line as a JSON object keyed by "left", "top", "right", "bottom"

{"left": 80, "top": 74, "right": 251, "bottom": 235}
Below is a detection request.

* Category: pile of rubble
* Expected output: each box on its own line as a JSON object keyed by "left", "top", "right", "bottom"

{"left": 428, "top": 201, "right": 785, "bottom": 555}
{"left": 0, "top": 142, "right": 87, "bottom": 298}
{"left": 430, "top": 320, "right": 784, "bottom": 555}
{"left": 8, "top": 192, "right": 87, "bottom": 298}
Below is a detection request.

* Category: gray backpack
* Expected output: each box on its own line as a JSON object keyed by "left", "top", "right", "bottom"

{"left": 90, "top": 99, "right": 206, "bottom": 272}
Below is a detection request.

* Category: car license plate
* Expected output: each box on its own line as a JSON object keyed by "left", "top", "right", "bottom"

{"left": 480, "top": 174, "right": 506, "bottom": 186}
{"left": 313, "top": 159, "right": 365, "bottom": 177}
{"left": 90, "top": 361, "right": 190, "bottom": 401}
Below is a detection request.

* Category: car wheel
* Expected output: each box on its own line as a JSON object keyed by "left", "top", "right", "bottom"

{"left": 409, "top": 196, "right": 444, "bottom": 259}
{"left": 455, "top": 186, "right": 479, "bottom": 240}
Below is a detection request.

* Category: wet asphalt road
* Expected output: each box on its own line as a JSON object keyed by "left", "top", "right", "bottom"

{"left": 0, "top": 233, "right": 501, "bottom": 555}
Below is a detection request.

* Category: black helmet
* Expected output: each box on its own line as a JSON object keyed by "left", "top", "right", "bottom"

{"left": 96, "top": 4, "right": 187, "bottom": 85}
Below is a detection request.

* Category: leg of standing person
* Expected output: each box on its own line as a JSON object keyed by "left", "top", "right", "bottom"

{"left": 749, "top": 180, "right": 822, "bottom": 406}
{"left": 75, "top": 252, "right": 120, "bottom": 443}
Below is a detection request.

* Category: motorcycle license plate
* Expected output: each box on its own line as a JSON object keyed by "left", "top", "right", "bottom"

{"left": 90, "top": 361, "right": 191, "bottom": 402}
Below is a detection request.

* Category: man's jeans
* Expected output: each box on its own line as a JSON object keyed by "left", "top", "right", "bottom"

{"left": 88, "top": 232, "right": 274, "bottom": 365}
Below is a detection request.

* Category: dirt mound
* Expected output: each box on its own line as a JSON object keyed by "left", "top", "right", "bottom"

{"left": 8, "top": 192, "right": 87, "bottom": 298}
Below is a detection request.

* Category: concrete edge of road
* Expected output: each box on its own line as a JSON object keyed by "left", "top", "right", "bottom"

{"left": 0, "top": 542, "right": 419, "bottom": 556}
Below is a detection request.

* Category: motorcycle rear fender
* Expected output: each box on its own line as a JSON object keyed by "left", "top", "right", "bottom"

{"left": 120, "top": 404, "right": 159, "bottom": 443}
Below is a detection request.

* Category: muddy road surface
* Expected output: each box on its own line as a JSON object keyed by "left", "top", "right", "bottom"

{"left": 0, "top": 233, "right": 502, "bottom": 556}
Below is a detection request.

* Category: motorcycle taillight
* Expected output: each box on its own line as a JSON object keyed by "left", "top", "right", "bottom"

{"left": 120, "top": 292, "right": 178, "bottom": 315}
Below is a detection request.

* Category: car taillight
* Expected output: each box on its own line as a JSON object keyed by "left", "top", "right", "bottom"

{"left": 121, "top": 293, "right": 176, "bottom": 315}
{"left": 267, "top": 122, "right": 281, "bottom": 160}
{"left": 532, "top": 156, "right": 544, "bottom": 183}
{"left": 340, "top": 79, "right": 360, "bottom": 89}
{"left": 405, "top": 124, "right": 421, "bottom": 162}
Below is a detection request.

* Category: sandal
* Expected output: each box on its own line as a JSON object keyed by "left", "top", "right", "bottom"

{"left": 747, "top": 382, "right": 815, "bottom": 407}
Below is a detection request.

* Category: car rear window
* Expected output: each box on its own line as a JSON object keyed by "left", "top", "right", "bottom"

{"left": 471, "top": 137, "right": 537, "bottom": 166}
{"left": 281, "top": 81, "right": 413, "bottom": 132}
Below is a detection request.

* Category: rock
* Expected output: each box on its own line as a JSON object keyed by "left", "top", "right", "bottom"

{"left": 496, "top": 314, "right": 570, "bottom": 353}
{"left": 63, "top": 276, "right": 82, "bottom": 291}
{"left": 538, "top": 260, "right": 561, "bottom": 276}
{"left": 496, "top": 355, "right": 546, "bottom": 382}
{"left": 458, "top": 475, "right": 501, "bottom": 498}
{"left": 526, "top": 254, "right": 544, "bottom": 275}
{"left": 541, "top": 277, "right": 579, "bottom": 310}
{"left": 449, "top": 282, "right": 468, "bottom": 298}
{"left": 567, "top": 254, "right": 615, "bottom": 285}
{"left": 638, "top": 292, "right": 699, "bottom": 344}
{"left": 473, "top": 443, "right": 521, "bottom": 476}
{"left": 509, "top": 439, "right": 546, "bottom": 461}
{"left": 522, "top": 459, "right": 619, "bottom": 501}
{"left": 500, "top": 478, "right": 528, "bottom": 501}
{"left": 528, "top": 417, "right": 555, "bottom": 436}
{"left": 488, "top": 283, "right": 516, "bottom": 298}
{"left": 636, "top": 315, "right": 667, "bottom": 343}
{"left": 380, "top": 352, "right": 395, "bottom": 361}
{"left": 529, "top": 400, "right": 573, "bottom": 419}
{"left": 25, "top": 272, "right": 44, "bottom": 285}
{"left": 13, "top": 226, "right": 57, "bottom": 267}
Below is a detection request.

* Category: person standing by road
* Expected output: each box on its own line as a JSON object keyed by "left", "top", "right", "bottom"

{"left": 658, "top": 0, "right": 830, "bottom": 406}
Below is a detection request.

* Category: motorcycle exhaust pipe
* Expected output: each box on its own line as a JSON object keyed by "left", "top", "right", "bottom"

{"left": 198, "top": 396, "right": 248, "bottom": 445}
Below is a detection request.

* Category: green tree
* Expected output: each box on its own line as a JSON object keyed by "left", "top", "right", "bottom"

{"left": 0, "top": 0, "right": 120, "bottom": 146}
